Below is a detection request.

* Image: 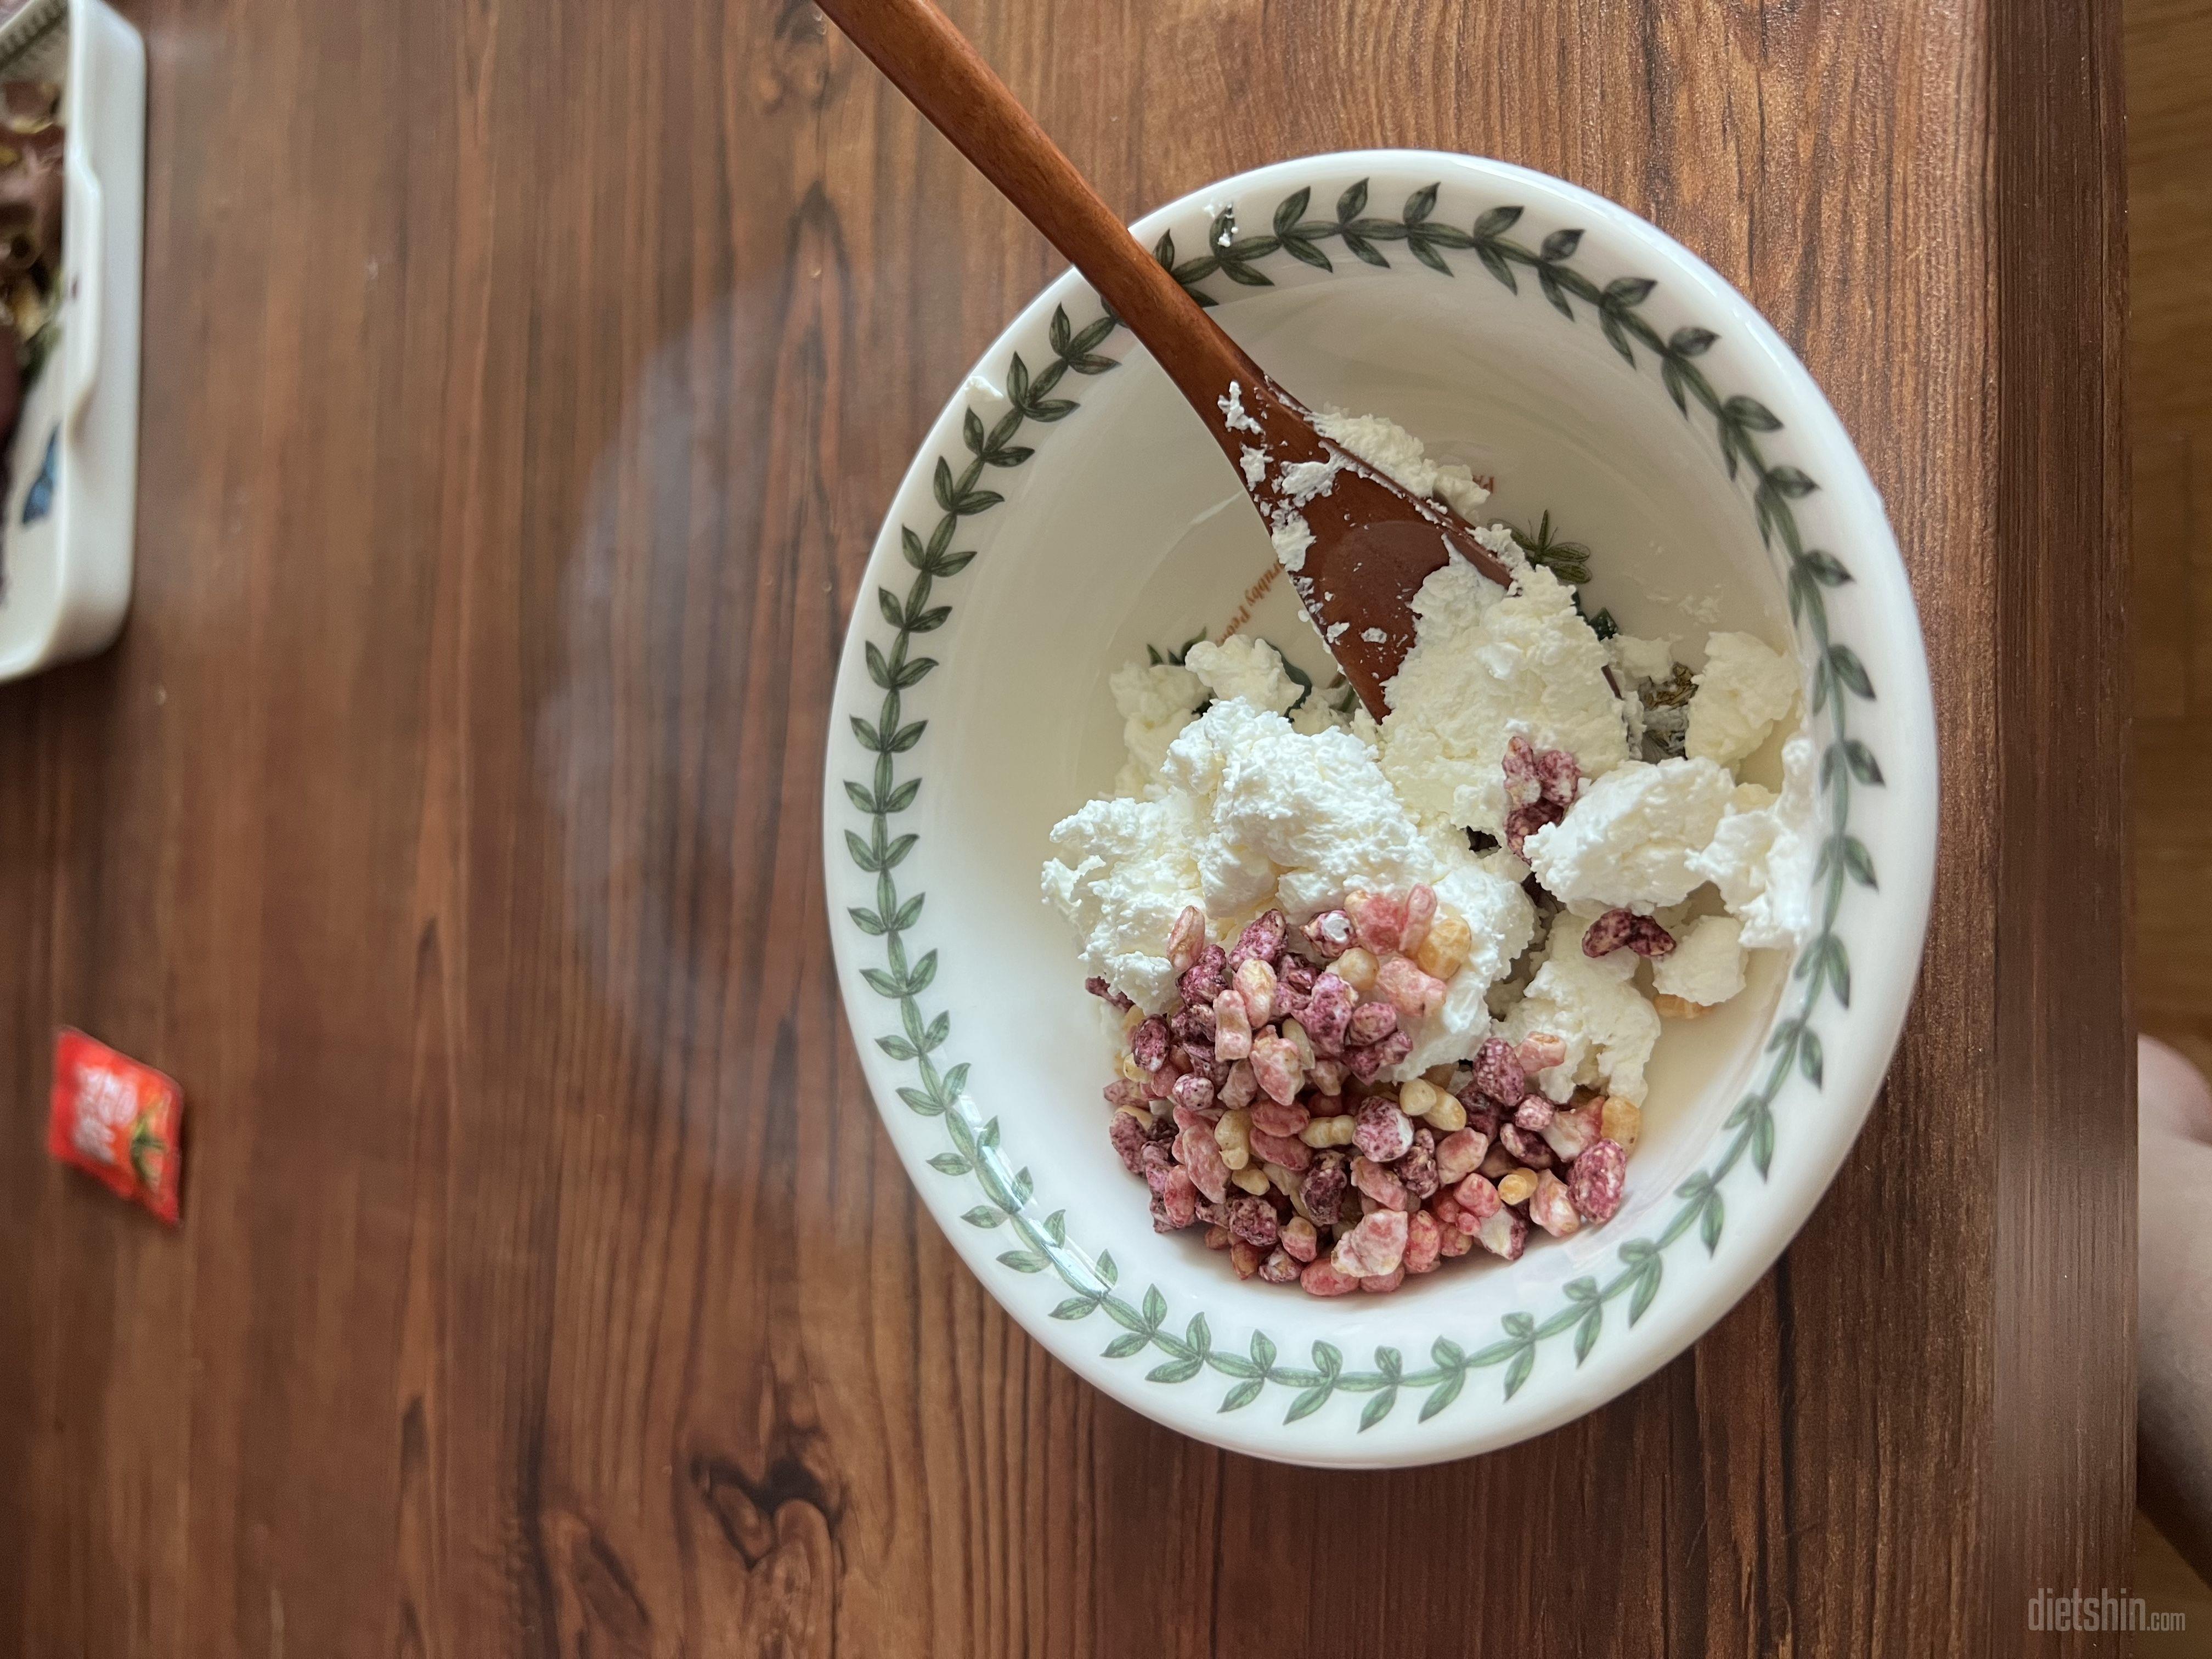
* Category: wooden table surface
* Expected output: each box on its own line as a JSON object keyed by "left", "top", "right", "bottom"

{"left": 0, "top": 1, "right": 2133, "bottom": 1654}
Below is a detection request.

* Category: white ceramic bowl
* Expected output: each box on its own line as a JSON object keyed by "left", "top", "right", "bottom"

{"left": 825, "top": 150, "right": 1936, "bottom": 1466}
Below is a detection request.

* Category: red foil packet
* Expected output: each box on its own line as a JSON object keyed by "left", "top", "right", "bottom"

{"left": 47, "top": 1029, "right": 182, "bottom": 1224}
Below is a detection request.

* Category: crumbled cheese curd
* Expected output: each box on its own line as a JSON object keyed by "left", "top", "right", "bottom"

{"left": 1522, "top": 756, "right": 1736, "bottom": 912}
{"left": 1651, "top": 913, "right": 1748, "bottom": 1005}
{"left": 1042, "top": 790, "right": 1205, "bottom": 1013}
{"left": 1107, "top": 659, "right": 1203, "bottom": 797}
{"left": 1312, "top": 409, "right": 1492, "bottom": 523}
{"left": 1378, "top": 558, "right": 1631, "bottom": 839}
{"left": 1502, "top": 913, "right": 1663, "bottom": 1105}
{"left": 1685, "top": 734, "right": 1819, "bottom": 950}
{"left": 1609, "top": 633, "right": 1676, "bottom": 684}
{"left": 1183, "top": 635, "right": 1300, "bottom": 715}
{"left": 1686, "top": 630, "right": 1798, "bottom": 766}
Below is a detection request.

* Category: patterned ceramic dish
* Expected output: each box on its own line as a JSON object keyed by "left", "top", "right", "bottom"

{"left": 824, "top": 150, "right": 1937, "bottom": 1466}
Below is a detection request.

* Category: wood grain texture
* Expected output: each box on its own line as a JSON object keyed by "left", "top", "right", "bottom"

{"left": 0, "top": 0, "right": 2128, "bottom": 1655}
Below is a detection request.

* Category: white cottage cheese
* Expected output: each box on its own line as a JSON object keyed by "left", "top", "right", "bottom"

{"left": 1502, "top": 913, "right": 1663, "bottom": 1105}
{"left": 1107, "top": 659, "right": 1203, "bottom": 797}
{"left": 1042, "top": 790, "right": 1205, "bottom": 1013}
{"left": 1686, "top": 630, "right": 1798, "bottom": 766}
{"left": 1183, "top": 635, "right": 1300, "bottom": 715}
{"left": 1378, "top": 558, "right": 1632, "bottom": 839}
{"left": 1522, "top": 756, "right": 1736, "bottom": 912}
{"left": 1312, "top": 409, "right": 1492, "bottom": 523}
{"left": 1651, "top": 913, "right": 1748, "bottom": 1005}
{"left": 1685, "top": 733, "right": 1820, "bottom": 949}
{"left": 1610, "top": 633, "right": 1677, "bottom": 685}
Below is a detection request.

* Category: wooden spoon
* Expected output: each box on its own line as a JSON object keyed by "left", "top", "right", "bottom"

{"left": 814, "top": 0, "right": 1516, "bottom": 720}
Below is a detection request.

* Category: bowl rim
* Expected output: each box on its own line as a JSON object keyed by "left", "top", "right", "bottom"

{"left": 823, "top": 146, "right": 1938, "bottom": 1466}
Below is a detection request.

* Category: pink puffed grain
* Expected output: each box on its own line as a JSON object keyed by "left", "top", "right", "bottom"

{"left": 1086, "top": 975, "right": 1134, "bottom": 1010}
{"left": 1249, "top": 1098, "right": 1310, "bottom": 1138}
{"left": 1534, "top": 746, "right": 1580, "bottom": 808}
{"left": 1170, "top": 1003, "right": 1216, "bottom": 1046}
{"left": 1248, "top": 1033, "right": 1306, "bottom": 1105}
{"left": 1279, "top": 1215, "right": 1319, "bottom": 1263}
{"left": 1259, "top": 1248, "right": 1302, "bottom": 1284}
{"left": 1475, "top": 1205, "right": 1528, "bottom": 1261}
{"left": 1400, "top": 885, "right": 1437, "bottom": 958}
{"left": 1131, "top": 1017, "right": 1170, "bottom": 1071}
{"left": 1358, "top": 1267, "right": 1406, "bottom": 1295}
{"left": 1180, "top": 943, "right": 1228, "bottom": 1006}
{"left": 1397, "top": 1127, "right": 1440, "bottom": 1199}
{"left": 1570, "top": 1137, "right": 1627, "bottom": 1223}
{"left": 1227, "top": 909, "right": 1287, "bottom": 973}
{"left": 1375, "top": 955, "right": 1446, "bottom": 1019}
{"left": 1304, "top": 910, "right": 1354, "bottom": 959}
{"left": 1435, "top": 1126, "right": 1489, "bottom": 1184}
{"left": 1219, "top": 1059, "right": 1259, "bottom": 1109}
{"left": 1248, "top": 1126, "right": 1312, "bottom": 1171}
{"left": 1333, "top": 1209, "right": 1409, "bottom": 1277}
{"left": 1226, "top": 1194, "right": 1281, "bottom": 1248}
{"left": 1159, "top": 1167, "right": 1199, "bottom": 1230}
{"left": 1178, "top": 1122, "right": 1232, "bottom": 1204}
{"left": 1368, "top": 1028, "right": 1414, "bottom": 1070}
{"left": 1504, "top": 799, "right": 1564, "bottom": 857}
{"left": 1499, "top": 1122, "right": 1556, "bottom": 1168}
{"left": 1540, "top": 1100, "right": 1604, "bottom": 1162}
{"left": 1502, "top": 734, "right": 1541, "bottom": 808}
{"left": 1437, "top": 1219, "right": 1475, "bottom": 1259}
{"left": 1470, "top": 1037, "right": 1525, "bottom": 1108}
{"left": 1351, "top": 1155, "right": 1410, "bottom": 1212}
{"left": 1213, "top": 990, "right": 1253, "bottom": 1060}
{"left": 1345, "top": 1000, "right": 1400, "bottom": 1048}
{"left": 1353, "top": 1099, "right": 1415, "bottom": 1163}
{"left": 1299, "top": 1155, "right": 1348, "bottom": 1225}
{"left": 1300, "top": 1258, "right": 1361, "bottom": 1296}
{"left": 1513, "top": 1092, "right": 1555, "bottom": 1132}
{"left": 1528, "top": 1170, "right": 1582, "bottom": 1238}
{"left": 1171, "top": 1072, "right": 1216, "bottom": 1113}
{"left": 1167, "top": 905, "right": 1207, "bottom": 976}
{"left": 1109, "top": 1111, "right": 1150, "bottom": 1173}
{"left": 1234, "top": 958, "right": 1279, "bottom": 1026}
{"left": 1453, "top": 1171, "right": 1503, "bottom": 1224}
{"left": 1581, "top": 908, "right": 1641, "bottom": 958}
{"left": 1403, "top": 1208, "right": 1443, "bottom": 1274}
{"left": 1302, "top": 974, "right": 1355, "bottom": 1053}
{"left": 1141, "top": 1140, "right": 1176, "bottom": 1195}
{"left": 1346, "top": 889, "right": 1407, "bottom": 955}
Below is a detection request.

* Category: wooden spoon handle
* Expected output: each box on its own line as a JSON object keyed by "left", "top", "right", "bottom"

{"left": 815, "top": 0, "right": 1263, "bottom": 438}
